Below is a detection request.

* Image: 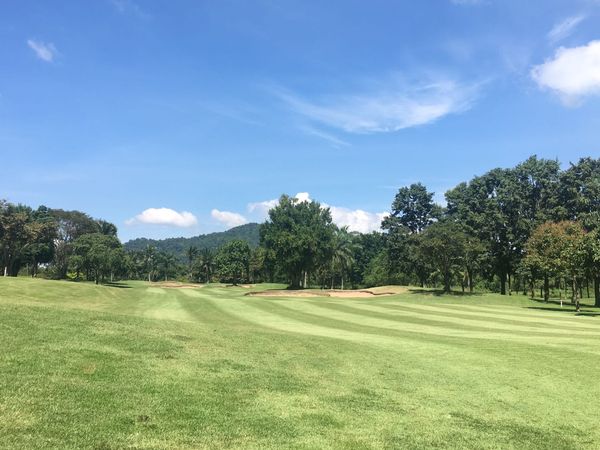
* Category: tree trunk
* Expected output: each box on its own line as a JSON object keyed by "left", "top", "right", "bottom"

{"left": 468, "top": 269, "right": 474, "bottom": 293}
{"left": 508, "top": 273, "right": 512, "bottom": 296}
{"left": 341, "top": 276, "right": 344, "bottom": 291}
{"left": 500, "top": 271, "right": 507, "bottom": 295}
{"left": 303, "top": 271, "right": 307, "bottom": 289}
{"left": 544, "top": 275, "right": 549, "bottom": 303}
{"left": 530, "top": 280, "right": 535, "bottom": 299}
{"left": 148, "top": 272, "right": 151, "bottom": 283}
{"left": 586, "top": 279, "right": 590, "bottom": 299}
{"left": 444, "top": 270, "right": 451, "bottom": 293}
{"left": 573, "top": 276, "right": 580, "bottom": 312}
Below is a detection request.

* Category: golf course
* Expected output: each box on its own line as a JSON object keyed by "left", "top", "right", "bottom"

{"left": 1, "top": 277, "right": 599, "bottom": 449}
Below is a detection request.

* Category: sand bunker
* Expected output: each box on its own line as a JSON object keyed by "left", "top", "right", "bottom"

{"left": 155, "top": 282, "right": 204, "bottom": 289}
{"left": 247, "top": 287, "right": 405, "bottom": 298}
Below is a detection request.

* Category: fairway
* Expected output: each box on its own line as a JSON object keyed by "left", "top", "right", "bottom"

{"left": 1, "top": 278, "right": 600, "bottom": 449}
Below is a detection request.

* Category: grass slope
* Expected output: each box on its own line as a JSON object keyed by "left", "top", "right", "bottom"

{"left": 1, "top": 278, "right": 599, "bottom": 449}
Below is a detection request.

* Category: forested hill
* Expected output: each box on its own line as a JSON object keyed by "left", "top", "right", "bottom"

{"left": 124, "top": 223, "right": 260, "bottom": 260}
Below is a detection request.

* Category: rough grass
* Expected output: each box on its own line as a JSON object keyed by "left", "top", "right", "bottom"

{"left": 0, "top": 277, "right": 599, "bottom": 449}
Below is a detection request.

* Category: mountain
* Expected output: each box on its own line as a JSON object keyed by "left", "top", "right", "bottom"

{"left": 124, "top": 223, "right": 261, "bottom": 260}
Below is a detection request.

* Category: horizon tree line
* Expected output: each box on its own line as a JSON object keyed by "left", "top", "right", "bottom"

{"left": 2, "top": 155, "right": 599, "bottom": 306}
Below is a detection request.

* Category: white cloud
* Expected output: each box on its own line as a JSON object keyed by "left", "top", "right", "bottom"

{"left": 547, "top": 15, "right": 586, "bottom": 44}
{"left": 247, "top": 192, "right": 386, "bottom": 233}
{"left": 329, "top": 206, "right": 388, "bottom": 234}
{"left": 531, "top": 40, "right": 600, "bottom": 104}
{"left": 273, "top": 78, "right": 479, "bottom": 134}
{"left": 126, "top": 208, "right": 198, "bottom": 227}
{"left": 248, "top": 199, "right": 279, "bottom": 217}
{"left": 27, "top": 39, "right": 57, "bottom": 62}
{"left": 295, "top": 192, "right": 311, "bottom": 203}
{"left": 211, "top": 209, "right": 248, "bottom": 228}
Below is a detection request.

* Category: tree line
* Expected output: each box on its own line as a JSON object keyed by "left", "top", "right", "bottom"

{"left": 2, "top": 155, "right": 599, "bottom": 306}
{"left": 253, "top": 156, "right": 600, "bottom": 307}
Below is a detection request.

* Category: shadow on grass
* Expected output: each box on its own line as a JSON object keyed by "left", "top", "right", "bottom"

{"left": 104, "top": 282, "right": 132, "bottom": 289}
{"left": 525, "top": 306, "right": 599, "bottom": 317}
{"left": 407, "top": 289, "right": 479, "bottom": 297}
{"left": 527, "top": 297, "right": 599, "bottom": 308}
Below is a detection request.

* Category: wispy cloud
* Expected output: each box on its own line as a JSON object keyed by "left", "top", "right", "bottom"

{"left": 272, "top": 77, "right": 480, "bottom": 134}
{"left": 26, "top": 39, "right": 57, "bottom": 62}
{"left": 211, "top": 209, "right": 248, "bottom": 228}
{"left": 547, "top": 15, "right": 586, "bottom": 44}
{"left": 531, "top": 40, "right": 600, "bottom": 105}
{"left": 297, "top": 124, "right": 350, "bottom": 148}
{"left": 126, "top": 208, "right": 198, "bottom": 227}
{"left": 109, "top": 0, "right": 149, "bottom": 19}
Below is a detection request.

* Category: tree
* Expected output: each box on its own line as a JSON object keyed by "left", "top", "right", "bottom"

{"left": 560, "top": 222, "right": 587, "bottom": 312}
{"left": 186, "top": 246, "right": 199, "bottom": 280}
{"left": 72, "top": 233, "right": 121, "bottom": 284}
{"left": 249, "top": 246, "right": 267, "bottom": 283}
{"left": 0, "top": 204, "right": 57, "bottom": 277}
{"left": 48, "top": 209, "right": 117, "bottom": 279}
{"left": 523, "top": 222, "right": 568, "bottom": 302}
{"left": 157, "top": 251, "right": 177, "bottom": 281}
{"left": 260, "top": 195, "right": 335, "bottom": 288}
{"left": 585, "top": 230, "right": 600, "bottom": 307}
{"left": 215, "top": 240, "right": 250, "bottom": 285}
{"left": 192, "top": 248, "right": 215, "bottom": 283}
{"left": 330, "top": 227, "right": 360, "bottom": 290}
{"left": 382, "top": 183, "right": 440, "bottom": 234}
{"left": 143, "top": 245, "right": 157, "bottom": 282}
{"left": 418, "top": 221, "right": 466, "bottom": 293}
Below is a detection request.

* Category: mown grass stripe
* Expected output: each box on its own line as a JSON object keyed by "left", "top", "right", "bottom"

{"left": 365, "top": 301, "right": 600, "bottom": 333}
{"left": 267, "top": 299, "right": 600, "bottom": 349}
{"left": 439, "top": 303, "right": 599, "bottom": 322}
{"left": 297, "top": 300, "right": 600, "bottom": 340}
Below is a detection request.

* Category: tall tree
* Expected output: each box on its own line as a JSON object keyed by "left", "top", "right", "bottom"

{"left": 215, "top": 240, "right": 250, "bottom": 285}
{"left": 72, "top": 233, "right": 121, "bottom": 284}
{"left": 418, "top": 221, "right": 466, "bottom": 293}
{"left": 330, "top": 227, "right": 360, "bottom": 290}
{"left": 186, "top": 245, "right": 199, "bottom": 280}
{"left": 260, "top": 195, "right": 335, "bottom": 288}
{"left": 523, "top": 222, "right": 570, "bottom": 302}
{"left": 382, "top": 183, "right": 440, "bottom": 234}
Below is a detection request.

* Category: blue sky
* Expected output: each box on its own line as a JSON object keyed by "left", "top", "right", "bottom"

{"left": 2, "top": 0, "right": 600, "bottom": 241}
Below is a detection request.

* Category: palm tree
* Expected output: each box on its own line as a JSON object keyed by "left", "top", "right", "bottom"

{"left": 143, "top": 245, "right": 157, "bottom": 282}
{"left": 186, "top": 245, "right": 198, "bottom": 281}
{"left": 158, "top": 251, "right": 176, "bottom": 282}
{"left": 331, "top": 227, "right": 360, "bottom": 290}
{"left": 199, "top": 248, "right": 215, "bottom": 284}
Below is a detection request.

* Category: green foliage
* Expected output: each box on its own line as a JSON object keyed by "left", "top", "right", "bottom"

{"left": 418, "top": 221, "right": 467, "bottom": 293}
{"left": 72, "top": 233, "right": 122, "bottom": 284}
{"left": 382, "top": 182, "right": 440, "bottom": 234}
{"left": 215, "top": 240, "right": 251, "bottom": 285}
{"left": 260, "top": 195, "right": 335, "bottom": 288}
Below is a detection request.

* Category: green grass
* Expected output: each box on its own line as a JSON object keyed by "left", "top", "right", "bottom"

{"left": 1, "top": 278, "right": 599, "bottom": 449}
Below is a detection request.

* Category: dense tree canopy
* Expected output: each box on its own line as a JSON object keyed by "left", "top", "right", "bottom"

{"left": 260, "top": 195, "right": 335, "bottom": 288}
